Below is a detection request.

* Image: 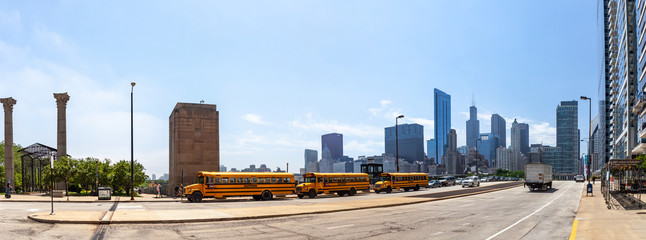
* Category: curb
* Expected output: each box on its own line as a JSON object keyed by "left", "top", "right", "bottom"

{"left": 28, "top": 182, "right": 523, "bottom": 224}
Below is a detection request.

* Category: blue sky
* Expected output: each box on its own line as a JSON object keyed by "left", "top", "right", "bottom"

{"left": 0, "top": 1, "right": 598, "bottom": 176}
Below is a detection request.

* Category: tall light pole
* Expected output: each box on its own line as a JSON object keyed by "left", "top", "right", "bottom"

{"left": 131, "top": 82, "right": 136, "bottom": 200}
{"left": 395, "top": 115, "right": 404, "bottom": 173}
{"left": 581, "top": 96, "right": 591, "bottom": 184}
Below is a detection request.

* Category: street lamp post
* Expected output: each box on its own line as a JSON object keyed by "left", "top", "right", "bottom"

{"left": 395, "top": 115, "right": 404, "bottom": 173}
{"left": 131, "top": 82, "right": 136, "bottom": 200}
{"left": 581, "top": 96, "right": 591, "bottom": 184}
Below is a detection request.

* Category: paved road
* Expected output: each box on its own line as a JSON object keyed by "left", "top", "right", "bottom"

{"left": 0, "top": 181, "right": 583, "bottom": 239}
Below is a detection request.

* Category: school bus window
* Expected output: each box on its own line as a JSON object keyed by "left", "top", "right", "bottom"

{"left": 206, "top": 177, "right": 214, "bottom": 184}
{"left": 222, "top": 177, "right": 229, "bottom": 184}
{"left": 214, "top": 177, "right": 221, "bottom": 183}
{"left": 237, "top": 178, "right": 243, "bottom": 183}
{"left": 264, "top": 177, "right": 270, "bottom": 183}
{"left": 197, "top": 176, "right": 204, "bottom": 184}
{"left": 271, "top": 177, "right": 277, "bottom": 183}
{"left": 284, "top": 178, "right": 290, "bottom": 183}
{"left": 318, "top": 177, "right": 323, "bottom": 182}
{"left": 277, "top": 178, "right": 283, "bottom": 183}
{"left": 250, "top": 177, "right": 257, "bottom": 183}
{"left": 243, "top": 178, "right": 250, "bottom": 183}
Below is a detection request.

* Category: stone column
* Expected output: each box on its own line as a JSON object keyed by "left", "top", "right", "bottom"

{"left": 54, "top": 93, "right": 70, "bottom": 159}
{"left": 1, "top": 97, "right": 16, "bottom": 190}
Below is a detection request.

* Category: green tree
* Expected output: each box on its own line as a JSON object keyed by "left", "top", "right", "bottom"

{"left": 51, "top": 156, "right": 78, "bottom": 196}
{"left": 0, "top": 142, "right": 23, "bottom": 189}
{"left": 74, "top": 158, "right": 100, "bottom": 195}
{"left": 98, "top": 159, "right": 113, "bottom": 189}
{"left": 111, "top": 160, "right": 130, "bottom": 194}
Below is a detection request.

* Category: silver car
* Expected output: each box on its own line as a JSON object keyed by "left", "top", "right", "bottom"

{"left": 462, "top": 176, "right": 480, "bottom": 188}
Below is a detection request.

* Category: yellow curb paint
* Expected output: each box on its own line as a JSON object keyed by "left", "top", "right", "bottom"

{"left": 569, "top": 219, "right": 578, "bottom": 240}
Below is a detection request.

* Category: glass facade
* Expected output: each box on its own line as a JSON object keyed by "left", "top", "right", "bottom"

{"left": 556, "top": 101, "right": 579, "bottom": 174}
{"left": 478, "top": 133, "right": 498, "bottom": 165}
{"left": 434, "top": 88, "right": 451, "bottom": 165}
{"left": 321, "top": 133, "right": 343, "bottom": 160}
{"left": 466, "top": 105, "right": 480, "bottom": 149}
{"left": 385, "top": 123, "right": 425, "bottom": 164}
{"left": 427, "top": 139, "right": 436, "bottom": 162}
{"left": 491, "top": 114, "right": 506, "bottom": 148}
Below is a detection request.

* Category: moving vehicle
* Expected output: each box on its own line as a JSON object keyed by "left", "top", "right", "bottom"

{"left": 427, "top": 180, "right": 441, "bottom": 188}
{"left": 374, "top": 173, "right": 428, "bottom": 193}
{"left": 184, "top": 171, "right": 295, "bottom": 202}
{"left": 575, "top": 175, "right": 585, "bottom": 182}
{"left": 462, "top": 176, "right": 480, "bottom": 187}
{"left": 438, "top": 176, "right": 456, "bottom": 186}
{"left": 295, "top": 172, "right": 370, "bottom": 198}
{"left": 525, "top": 163, "right": 553, "bottom": 191}
{"left": 455, "top": 178, "right": 464, "bottom": 184}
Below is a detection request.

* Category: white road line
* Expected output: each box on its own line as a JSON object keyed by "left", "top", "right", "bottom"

{"left": 485, "top": 182, "right": 575, "bottom": 240}
{"left": 327, "top": 224, "right": 354, "bottom": 230}
{"left": 27, "top": 209, "right": 39, "bottom": 212}
{"left": 431, "top": 232, "right": 443, "bottom": 236}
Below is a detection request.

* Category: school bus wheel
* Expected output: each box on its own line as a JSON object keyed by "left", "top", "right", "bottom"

{"left": 261, "top": 190, "right": 273, "bottom": 201}
{"left": 297, "top": 194, "right": 304, "bottom": 199}
{"left": 404, "top": 188, "right": 410, "bottom": 192}
{"left": 338, "top": 191, "right": 346, "bottom": 197}
{"left": 386, "top": 186, "right": 392, "bottom": 193}
{"left": 308, "top": 190, "right": 316, "bottom": 198}
{"left": 191, "top": 191, "right": 203, "bottom": 203}
{"left": 375, "top": 190, "right": 380, "bottom": 194}
{"left": 414, "top": 185, "right": 420, "bottom": 191}
{"left": 348, "top": 188, "right": 357, "bottom": 196}
{"left": 252, "top": 195, "right": 261, "bottom": 201}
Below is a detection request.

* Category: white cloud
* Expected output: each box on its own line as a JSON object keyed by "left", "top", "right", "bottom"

{"left": 345, "top": 140, "right": 383, "bottom": 154}
{"left": 290, "top": 114, "right": 382, "bottom": 138}
{"left": 241, "top": 113, "right": 270, "bottom": 125}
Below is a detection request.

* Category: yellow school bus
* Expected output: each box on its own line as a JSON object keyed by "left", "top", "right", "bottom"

{"left": 374, "top": 172, "right": 428, "bottom": 193}
{"left": 295, "top": 172, "right": 370, "bottom": 198}
{"left": 184, "top": 171, "right": 295, "bottom": 202}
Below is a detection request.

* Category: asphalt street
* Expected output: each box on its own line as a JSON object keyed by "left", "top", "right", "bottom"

{"left": 0, "top": 181, "right": 583, "bottom": 239}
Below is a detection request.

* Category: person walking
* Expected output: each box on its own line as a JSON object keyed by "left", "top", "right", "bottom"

{"left": 5, "top": 183, "right": 12, "bottom": 198}
{"left": 156, "top": 183, "right": 161, "bottom": 198}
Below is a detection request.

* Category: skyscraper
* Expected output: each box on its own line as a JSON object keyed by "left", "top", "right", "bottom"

{"left": 491, "top": 114, "right": 506, "bottom": 148}
{"left": 427, "top": 139, "right": 436, "bottom": 162}
{"left": 599, "top": 0, "right": 638, "bottom": 162}
{"left": 478, "top": 133, "right": 498, "bottom": 166}
{"left": 321, "top": 133, "right": 343, "bottom": 160}
{"left": 556, "top": 101, "right": 579, "bottom": 175}
{"left": 511, "top": 119, "right": 530, "bottom": 155}
{"left": 466, "top": 105, "right": 480, "bottom": 149}
{"left": 434, "top": 88, "right": 451, "bottom": 165}
{"left": 630, "top": 0, "right": 646, "bottom": 160}
{"left": 444, "top": 129, "right": 463, "bottom": 175}
{"left": 304, "top": 149, "right": 318, "bottom": 172}
{"left": 385, "top": 123, "right": 425, "bottom": 164}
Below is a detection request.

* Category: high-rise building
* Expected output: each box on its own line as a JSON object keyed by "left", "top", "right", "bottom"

{"left": 319, "top": 145, "right": 335, "bottom": 173}
{"left": 591, "top": 115, "right": 603, "bottom": 172}
{"left": 152, "top": 174, "right": 156, "bottom": 180}
{"left": 510, "top": 119, "right": 530, "bottom": 155}
{"left": 434, "top": 88, "right": 451, "bottom": 164}
{"left": 631, "top": 0, "right": 646, "bottom": 160}
{"left": 496, "top": 147, "right": 514, "bottom": 171}
{"left": 321, "top": 133, "right": 343, "bottom": 160}
{"left": 491, "top": 114, "right": 506, "bottom": 148}
{"left": 478, "top": 133, "right": 498, "bottom": 166}
{"left": 600, "top": 0, "right": 638, "bottom": 162}
{"left": 444, "top": 129, "right": 463, "bottom": 175}
{"left": 556, "top": 101, "right": 580, "bottom": 176}
{"left": 427, "top": 139, "right": 436, "bottom": 162}
{"left": 385, "top": 123, "right": 425, "bottom": 164}
{"left": 466, "top": 105, "right": 480, "bottom": 149}
{"left": 304, "top": 149, "right": 318, "bottom": 171}
{"left": 220, "top": 165, "right": 227, "bottom": 172}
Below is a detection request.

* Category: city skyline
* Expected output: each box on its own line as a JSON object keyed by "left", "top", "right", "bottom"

{"left": 0, "top": 1, "right": 598, "bottom": 174}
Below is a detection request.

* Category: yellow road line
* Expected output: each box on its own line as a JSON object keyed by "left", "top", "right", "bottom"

{"left": 569, "top": 219, "right": 578, "bottom": 240}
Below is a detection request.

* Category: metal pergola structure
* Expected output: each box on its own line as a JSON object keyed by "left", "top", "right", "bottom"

{"left": 601, "top": 159, "right": 644, "bottom": 210}
{"left": 18, "top": 143, "right": 57, "bottom": 193}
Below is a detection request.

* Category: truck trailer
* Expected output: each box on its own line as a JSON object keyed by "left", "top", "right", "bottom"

{"left": 525, "top": 163, "right": 553, "bottom": 191}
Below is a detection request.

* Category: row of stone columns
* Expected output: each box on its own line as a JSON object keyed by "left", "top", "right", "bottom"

{"left": 1, "top": 93, "right": 69, "bottom": 191}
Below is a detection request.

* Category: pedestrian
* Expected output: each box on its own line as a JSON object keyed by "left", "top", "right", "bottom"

{"left": 179, "top": 184, "right": 184, "bottom": 198}
{"left": 174, "top": 184, "right": 179, "bottom": 197}
{"left": 593, "top": 177, "right": 596, "bottom": 185}
{"left": 156, "top": 183, "right": 161, "bottom": 198}
{"left": 5, "top": 183, "right": 11, "bottom": 198}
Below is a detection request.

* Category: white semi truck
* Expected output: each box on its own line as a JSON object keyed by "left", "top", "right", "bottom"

{"left": 525, "top": 163, "right": 553, "bottom": 191}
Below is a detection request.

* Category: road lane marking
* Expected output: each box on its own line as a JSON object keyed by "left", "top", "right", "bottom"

{"left": 431, "top": 232, "right": 443, "bottom": 236}
{"left": 569, "top": 219, "right": 578, "bottom": 240}
{"left": 28, "top": 209, "right": 39, "bottom": 212}
{"left": 485, "top": 182, "right": 576, "bottom": 240}
{"left": 327, "top": 224, "right": 354, "bottom": 230}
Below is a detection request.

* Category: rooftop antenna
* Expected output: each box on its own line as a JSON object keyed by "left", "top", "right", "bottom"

{"left": 471, "top": 93, "right": 476, "bottom": 106}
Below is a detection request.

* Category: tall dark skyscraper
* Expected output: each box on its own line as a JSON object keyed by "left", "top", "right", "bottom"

{"left": 434, "top": 88, "right": 451, "bottom": 165}
{"left": 385, "top": 123, "right": 425, "bottom": 164}
{"left": 466, "top": 105, "right": 480, "bottom": 149}
{"left": 511, "top": 119, "right": 530, "bottom": 155}
{"left": 556, "top": 101, "right": 579, "bottom": 174}
{"left": 321, "top": 133, "right": 343, "bottom": 160}
{"left": 491, "top": 114, "right": 506, "bottom": 148}
{"left": 304, "top": 149, "right": 318, "bottom": 169}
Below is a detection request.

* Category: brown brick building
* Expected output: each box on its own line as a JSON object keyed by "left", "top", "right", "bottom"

{"left": 169, "top": 103, "right": 220, "bottom": 194}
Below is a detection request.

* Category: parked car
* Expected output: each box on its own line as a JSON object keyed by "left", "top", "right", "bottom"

{"left": 427, "top": 180, "right": 441, "bottom": 188}
{"left": 455, "top": 178, "right": 464, "bottom": 184}
{"left": 575, "top": 175, "right": 585, "bottom": 182}
{"left": 481, "top": 177, "right": 489, "bottom": 182}
{"left": 438, "top": 176, "right": 457, "bottom": 186}
{"left": 462, "top": 176, "right": 480, "bottom": 188}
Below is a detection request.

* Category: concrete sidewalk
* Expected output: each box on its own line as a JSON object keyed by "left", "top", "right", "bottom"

{"left": 572, "top": 182, "right": 646, "bottom": 239}
{"left": 1, "top": 193, "right": 180, "bottom": 202}
{"left": 28, "top": 182, "right": 523, "bottom": 224}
